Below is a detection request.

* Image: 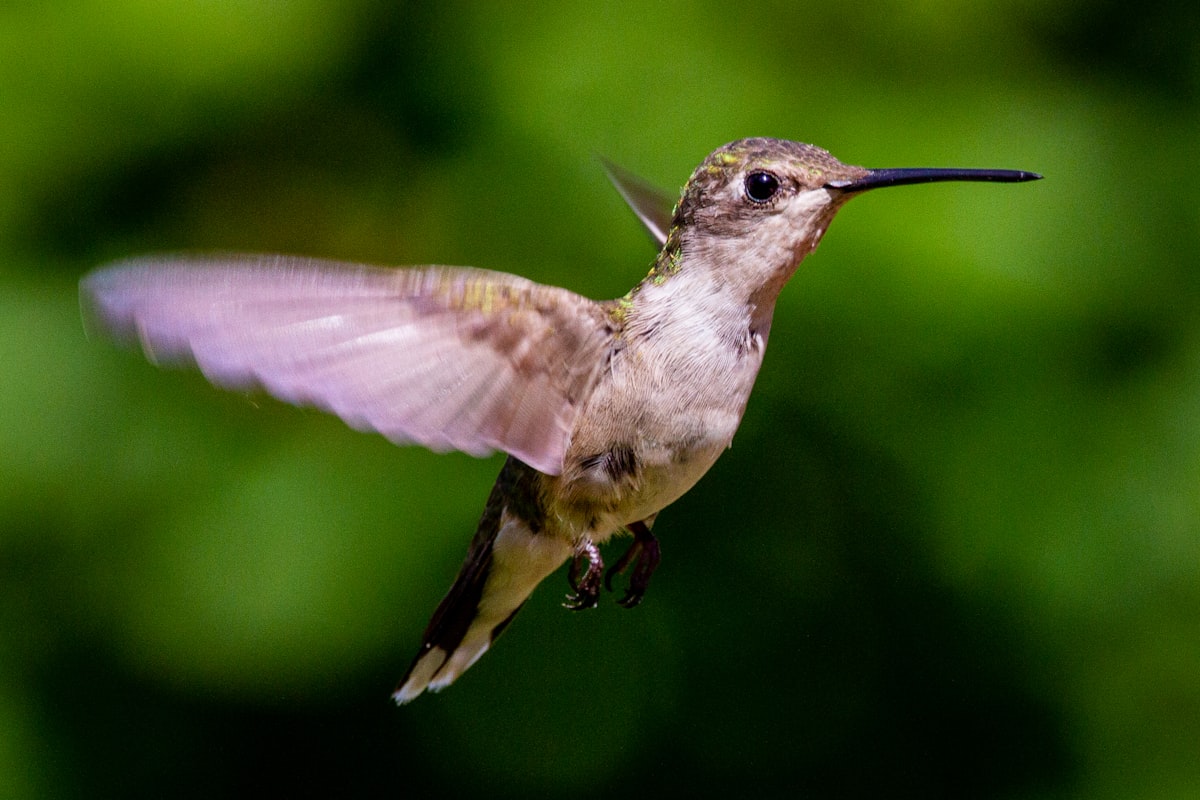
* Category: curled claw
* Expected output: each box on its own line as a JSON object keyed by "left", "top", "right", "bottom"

{"left": 604, "top": 520, "right": 661, "bottom": 608}
{"left": 564, "top": 539, "right": 603, "bottom": 611}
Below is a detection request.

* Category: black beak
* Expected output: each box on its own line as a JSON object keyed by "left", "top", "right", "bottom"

{"left": 827, "top": 167, "right": 1042, "bottom": 193}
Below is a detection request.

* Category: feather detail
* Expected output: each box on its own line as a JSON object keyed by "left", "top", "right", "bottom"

{"left": 81, "top": 254, "right": 615, "bottom": 475}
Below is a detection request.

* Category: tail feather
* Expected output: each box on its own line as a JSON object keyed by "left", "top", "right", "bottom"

{"left": 393, "top": 464, "right": 571, "bottom": 703}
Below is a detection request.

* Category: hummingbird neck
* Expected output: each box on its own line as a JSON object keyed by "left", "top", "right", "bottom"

{"left": 605, "top": 224, "right": 686, "bottom": 327}
{"left": 639, "top": 222, "right": 687, "bottom": 288}
{"left": 609, "top": 243, "right": 780, "bottom": 351}
{"left": 609, "top": 188, "right": 840, "bottom": 338}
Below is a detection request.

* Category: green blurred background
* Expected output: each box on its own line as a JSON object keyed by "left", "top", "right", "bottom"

{"left": 2, "top": 1, "right": 1198, "bottom": 797}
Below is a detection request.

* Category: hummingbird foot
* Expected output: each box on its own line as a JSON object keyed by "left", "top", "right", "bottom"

{"left": 604, "top": 520, "right": 661, "bottom": 608}
{"left": 564, "top": 538, "right": 603, "bottom": 610}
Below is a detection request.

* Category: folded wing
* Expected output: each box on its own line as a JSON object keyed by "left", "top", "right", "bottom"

{"left": 81, "top": 254, "right": 615, "bottom": 475}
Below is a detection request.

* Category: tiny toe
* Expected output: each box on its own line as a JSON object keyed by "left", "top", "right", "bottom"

{"left": 563, "top": 539, "right": 603, "bottom": 611}
{"left": 563, "top": 593, "right": 597, "bottom": 611}
{"left": 617, "top": 589, "right": 645, "bottom": 609}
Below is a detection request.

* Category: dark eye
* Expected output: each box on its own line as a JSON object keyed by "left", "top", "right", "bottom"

{"left": 744, "top": 171, "right": 780, "bottom": 203}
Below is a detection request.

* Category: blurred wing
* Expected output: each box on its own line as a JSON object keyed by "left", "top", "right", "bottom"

{"left": 80, "top": 254, "right": 615, "bottom": 475}
{"left": 601, "top": 157, "right": 677, "bottom": 247}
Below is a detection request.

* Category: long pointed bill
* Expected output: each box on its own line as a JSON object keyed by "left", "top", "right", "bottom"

{"left": 827, "top": 167, "right": 1042, "bottom": 193}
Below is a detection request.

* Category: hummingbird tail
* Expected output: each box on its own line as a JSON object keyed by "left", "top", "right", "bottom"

{"left": 392, "top": 509, "right": 571, "bottom": 704}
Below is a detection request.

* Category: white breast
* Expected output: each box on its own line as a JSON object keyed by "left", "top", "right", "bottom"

{"left": 556, "top": 275, "right": 767, "bottom": 536}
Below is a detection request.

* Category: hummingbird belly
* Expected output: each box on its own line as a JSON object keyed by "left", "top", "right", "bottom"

{"left": 551, "top": 345, "right": 761, "bottom": 541}
{"left": 551, "top": 434, "right": 730, "bottom": 543}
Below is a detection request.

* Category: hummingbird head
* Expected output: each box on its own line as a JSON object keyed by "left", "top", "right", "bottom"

{"left": 668, "top": 137, "right": 1040, "bottom": 298}
{"left": 674, "top": 139, "right": 867, "bottom": 279}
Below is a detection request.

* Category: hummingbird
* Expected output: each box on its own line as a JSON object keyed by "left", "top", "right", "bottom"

{"left": 79, "top": 138, "right": 1040, "bottom": 703}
